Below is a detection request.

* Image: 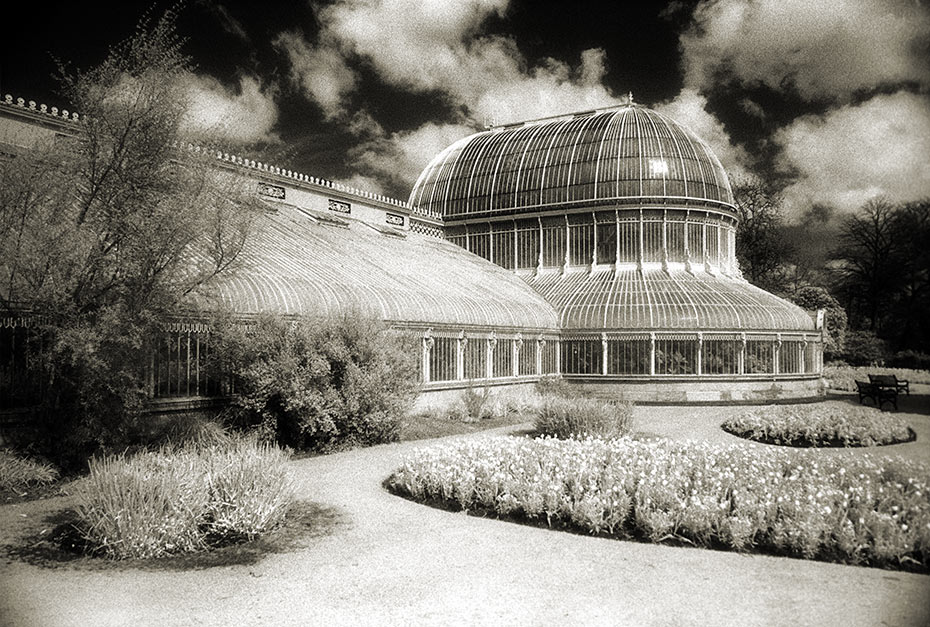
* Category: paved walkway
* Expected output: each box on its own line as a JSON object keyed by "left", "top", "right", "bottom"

{"left": 1, "top": 398, "right": 929, "bottom": 626}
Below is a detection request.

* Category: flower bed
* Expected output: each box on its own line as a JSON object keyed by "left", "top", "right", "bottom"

{"left": 75, "top": 437, "right": 294, "bottom": 559}
{"left": 722, "top": 402, "right": 914, "bottom": 447}
{"left": 389, "top": 436, "right": 930, "bottom": 571}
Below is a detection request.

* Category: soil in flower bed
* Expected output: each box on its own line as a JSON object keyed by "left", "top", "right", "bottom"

{"left": 0, "top": 500, "right": 345, "bottom": 571}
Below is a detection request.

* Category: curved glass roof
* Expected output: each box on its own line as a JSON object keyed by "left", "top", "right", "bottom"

{"left": 185, "top": 203, "right": 559, "bottom": 331}
{"left": 409, "top": 105, "right": 735, "bottom": 220}
{"left": 523, "top": 269, "right": 815, "bottom": 332}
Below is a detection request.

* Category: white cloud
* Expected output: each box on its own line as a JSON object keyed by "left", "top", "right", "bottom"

{"left": 282, "top": 0, "right": 619, "bottom": 124}
{"left": 681, "top": 0, "right": 930, "bottom": 99}
{"left": 181, "top": 74, "right": 279, "bottom": 144}
{"left": 349, "top": 122, "right": 476, "bottom": 196}
{"left": 775, "top": 91, "right": 930, "bottom": 217}
{"left": 654, "top": 88, "right": 751, "bottom": 180}
{"left": 274, "top": 31, "right": 358, "bottom": 121}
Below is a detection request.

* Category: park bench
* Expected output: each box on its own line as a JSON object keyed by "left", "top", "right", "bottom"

{"left": 868, "top": 373, "right": 910, "bottom": 395}
{"left": 855, "top": 380, "right": 898, "bottom": 411}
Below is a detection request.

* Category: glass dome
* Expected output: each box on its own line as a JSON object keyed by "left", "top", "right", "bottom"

{"left": 409, "top": 104, "right": 735, "bottom": 220}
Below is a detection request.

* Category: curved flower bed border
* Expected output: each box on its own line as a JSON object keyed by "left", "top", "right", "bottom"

{"left": 721, "top": 402, "right": 915, "bottom": 448}
{"left": 389, "top": 436, "right": 930, "bottom": 573}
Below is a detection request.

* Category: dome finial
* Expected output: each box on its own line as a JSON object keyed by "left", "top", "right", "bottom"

{"left": 627, "top": 91, "right": 634, "bottom": 105}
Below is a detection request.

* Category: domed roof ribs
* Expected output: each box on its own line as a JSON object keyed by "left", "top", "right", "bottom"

{"left": 593, "top": 111, "right": 619, "bottom": 201}
{"left": 651, "top": 109, "right": 690, "bottom": 200}
{"left": 510, "top": 122, "right": 548, "bottom": 213}
{"left": 563, "top": 112, "right": 599, "bottom": 205}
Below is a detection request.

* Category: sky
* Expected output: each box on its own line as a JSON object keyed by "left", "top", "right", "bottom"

{"left": 3, "top": 0, "right": 929, "bottom": 219}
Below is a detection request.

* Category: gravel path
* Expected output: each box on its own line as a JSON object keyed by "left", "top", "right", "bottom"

{"left": 2, "top": 397, "right": 929, "bottom": 626}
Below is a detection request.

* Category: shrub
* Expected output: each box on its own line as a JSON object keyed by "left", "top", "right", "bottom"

{"left": 890, "top": 350, "right": 930, "bottom": 371}
{"left": 534, "top": 374, "right": 578, "bottom": 398}
{"left": 211, "top": 311, "right": 419, "bottom": 451}
{"left": 722, "top": 402, "right": 913, "bottom": 447}
{"left": 823, "top": 365, "right": 930, "bottom": 392}
{"left": 842, "top": 330, "right": 889, "bottom": 366}
{"left": 74, "top": 437, "right": 292, "bottom": 559}
{"left": 0, "top": 449, "right": 59, "bottom": 493}
{"left": 535, "top": 396, "right": 633, "bottom": 440}
{"left": 390, "top": 436, "right": 930, "bottom": 571}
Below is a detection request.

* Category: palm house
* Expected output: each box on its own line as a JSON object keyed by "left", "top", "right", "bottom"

{"left": 408, "top": 103, "right": 823, "bottom": 401}
{"left": 0, "top": 95, "right": 823, "bottom": 418}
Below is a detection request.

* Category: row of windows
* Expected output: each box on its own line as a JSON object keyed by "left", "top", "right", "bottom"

{"left": 560, "top": 337, "right": 820, "bottom": 376}
{"left": 448, "top": 215, "right": 737, "bottom": 270}
{"left": 425, "top": 335, "right": 559, "bottom": 383}
{"left": 0, "top": 326, "right": 822, "bottom": 408}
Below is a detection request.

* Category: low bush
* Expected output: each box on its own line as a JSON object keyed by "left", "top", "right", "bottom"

{"left": 534, "top": 374, "right": 579, "bottom": 398}
{"left": 0, "top": 449, "right": 59, "bottom": 493}
{"left": 722, "top": 402, "right": 914, "bottom": 447}
{"left": 74, "top": 437, "right": 293, "bottom": 559}
{"left": 211, "top": 311, "right": 419, "bottom": 452}
{"left": 891, "top": 351, "right": 930, "bottom": 371}
{"left": 534, "top": 397, "right": 633, "bottom": 440}
{"left": 389, "top": 436, "right": 930, "bottom": 571}
{"left": 823, "top": 365, "right": 930, "bottom": 392}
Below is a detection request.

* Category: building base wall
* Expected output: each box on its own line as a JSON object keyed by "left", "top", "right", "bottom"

{"left": 567, "top": 376, "right": 826, "bottom": 404}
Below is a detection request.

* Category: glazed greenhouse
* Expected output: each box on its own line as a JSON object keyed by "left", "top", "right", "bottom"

{"left": 0, "top": 95, "right": 823, "bottom": 412}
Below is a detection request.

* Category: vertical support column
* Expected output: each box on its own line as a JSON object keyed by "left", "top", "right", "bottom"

{"left": 486, "top": 334, "right": 496, "bottom": 379}
{"left": 696, "top": 332, "right": 703, "bottom": 376}
{"left": 649, "top": 332, "right": 656, "bottom": 376}
{"left": 513, "top": 221, "right": 518, "bottom": 270}
{"left": 195, "top": 334, "right": 201, "bottom": 396}
{"left": 800, "top": 339, "right": 807, "bottom": 374}
{"left": 537, "top": 217, "right": 544, "bottom": 272}
{"left": 564, "top": 215, "right": 571, "bottom": 268}
{"left": 591, "top": 212, "right": 598, "bottom": 266}
{"left": 615, "top": 209, "right": 621, "bottom": 266}
{"left": 774, "top": 334, "right": 781, "bottom": 375}
{"left": 661, "top": 209, "right": 669, "bottom": 272}
{"left": 513, "top": 335, "right": 522, "bottom": 377}
{"left": 536, "top": 337, "right": 544, "bottom": 376}
{"left": 601, "top": 333, "right": 609, "bottom": 376}
{"left": 422, "top": 330, "right": 433, "bottom": 383}
{"left": 683, "top": 210, "right": 693, "bottom": 273}
{"left": 638, "top": 208, "right": 645, "bottom": 271}
{"left": 702, "top": 216, "right": 711, "bottom": 273}
{"left": 554, "top": 339, "right": 561, "bottom": 375}
{"left": 739, "top": 333, "right": 747, "bottom": 375}
{"left": 456, "top": 332, "right": 466, "bottom": 381}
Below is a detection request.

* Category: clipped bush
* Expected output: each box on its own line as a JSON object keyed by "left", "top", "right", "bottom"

{"left": 74, "top": 437, "right": 292, "bottom": 559}
{"left": 535, "top": 396, "right": 633, "bottom": 440}
{"left": 390, "top": 436, "right": 930, "bottom": 571}
{"left": 211, "top": 311, "right": 419, "bottom": 451}
{"left": 722, "top": 402, "right": 914, "bottom": 447}
{"left": 0, "top": 449, "right": 59, "bottom": 493}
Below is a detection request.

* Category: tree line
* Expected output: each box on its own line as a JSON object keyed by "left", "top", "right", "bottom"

{"left": 734, "top": 178, "right": 929, "bottom": 367}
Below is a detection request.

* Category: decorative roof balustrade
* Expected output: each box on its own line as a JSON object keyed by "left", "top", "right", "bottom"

{"left": 1, "top": 94, "right": 439, "bottom": 221}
